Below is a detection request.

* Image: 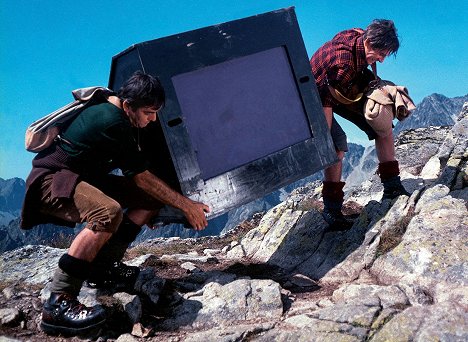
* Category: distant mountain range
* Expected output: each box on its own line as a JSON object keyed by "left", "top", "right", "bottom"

{"left": 0, "top": 177, "right": 25, "bottom": 226}
{"left": 1, "top": 93, "right": 466, "bottom": 252}
{"left": 394, "top": 93, "right": 468, "bottom": 134}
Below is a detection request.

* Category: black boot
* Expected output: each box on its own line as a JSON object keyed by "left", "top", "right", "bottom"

{"left": 86, "top": 216, "right": 141, "bottom": 289}
{"left": 322, "top": 181, "right": 354, "bottom": 231}
{"left": 41, "top": 292, "right": 106, "bottom": 336}
{"left": 382, "top": 175, "right": 410, "bottom": 200}
{"left": 43, "top": 254, "right": 105, "bottom": 336}
{"left": 378, "top": 161, "right": 410, "bottom": 200}
{"left": 322, "top": 208, "right": 354, "bottom": 231}
{"left": 86, "top": 261, "right": 140, "bottom": 289}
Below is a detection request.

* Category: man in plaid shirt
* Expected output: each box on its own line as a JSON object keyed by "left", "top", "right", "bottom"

{"left": 310, "top": 19, "right": 409, "bottom": 231}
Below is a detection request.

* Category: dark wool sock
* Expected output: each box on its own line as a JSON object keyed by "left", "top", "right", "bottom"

{"left": 92, "top": 215, "right": 142, "bottom": 269}
{"left": 114, "top": 215, "right": 142, "bottom": 243}
{"left": 322, "top": 181, "right": 345, "bottom": 212}
{"left": 378, "top": 161, "right": 400, "bottom": 181}
{"left": 58, "top": 253, "right": 92, "bottom": 280}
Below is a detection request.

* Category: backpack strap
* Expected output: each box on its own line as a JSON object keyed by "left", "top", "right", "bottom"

{"left": 25, "top": 87, "right": 114, "bottom": 152}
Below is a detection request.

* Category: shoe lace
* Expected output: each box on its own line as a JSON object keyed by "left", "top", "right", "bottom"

{"left": 111, "top": 262, "right": 138, "bottom": 278}
{"left": 59, "top": 296, "right": 89, "bottom": 315}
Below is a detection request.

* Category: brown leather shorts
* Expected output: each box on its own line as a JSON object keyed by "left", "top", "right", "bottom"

{"left": 37, "top": 173, "right": 163, "bottom": 233}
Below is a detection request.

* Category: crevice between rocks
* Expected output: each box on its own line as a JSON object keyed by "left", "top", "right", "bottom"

{"left": 242, "top": 323, "right": 277, "bottom": 341}
{"left": 365, "top": 305, "right": 397, "bottom": 341}
{"left": 372, "top": 190, "right": 423, "bottom": 262}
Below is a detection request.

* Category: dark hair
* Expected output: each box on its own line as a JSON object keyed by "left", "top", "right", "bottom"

{"left": 117, "top": 71, "right": 166, "bottom": 110}
{"left": 363, "top": 19, "right": 400, "bottom": 56}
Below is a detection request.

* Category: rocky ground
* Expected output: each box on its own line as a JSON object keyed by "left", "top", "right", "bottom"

{"left": 0, "top": 216, "right": 259, "bottom": 341}
{"left": 0, "top": 214, "right": 346, "bottom": 342}
{"left": 1, "top": 104, "right": 467, "bottom": 341}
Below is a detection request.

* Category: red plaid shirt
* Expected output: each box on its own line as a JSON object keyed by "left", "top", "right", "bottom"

{"left": 310, "top": 28, "right": 368, "bottom": 107}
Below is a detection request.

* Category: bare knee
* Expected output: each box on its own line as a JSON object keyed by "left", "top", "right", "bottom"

{"left": 127, "top": 209, "right": 159, "bottom": 226}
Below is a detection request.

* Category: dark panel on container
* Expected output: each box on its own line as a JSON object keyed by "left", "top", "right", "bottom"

{"left": 172, "top": 46, "right": 311, "bottom": 180}
{"left": 108, "top": 7, "right": 337, "bottom": 222}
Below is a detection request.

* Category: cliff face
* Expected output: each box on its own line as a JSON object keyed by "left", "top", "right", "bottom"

{"left": 1, "top": 104, "right": 466, "bottom": 341}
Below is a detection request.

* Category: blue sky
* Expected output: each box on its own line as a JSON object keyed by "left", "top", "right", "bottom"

{"left": 1, "top": 0, "right": 467, "bottom": 180}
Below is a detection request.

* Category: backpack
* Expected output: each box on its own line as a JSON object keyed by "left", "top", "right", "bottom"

{"left": 25, "top": 86, "right": 114, "bottom": 152}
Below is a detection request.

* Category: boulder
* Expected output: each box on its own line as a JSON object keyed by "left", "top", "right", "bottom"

{"left": 113, "top": 292, "right": 142, "bottom": 324}
{"left": 371, "top": 188, "right": 468, "bottom": 305}
{"left": 369, "top": 302, "right": 468, "bottom": 341}
{"left": 0, "top": 308, "right": 21, "bottom": 327}
{"left": 0, "top": 245, "right": 64, "bottom": 285}
{"left": 162, "top": 278, "right": 283, "bottom": 330}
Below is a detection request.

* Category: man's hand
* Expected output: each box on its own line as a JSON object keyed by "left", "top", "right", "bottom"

{"left": 133, "top": 171, "right": 211, "bottom": 230}
{"left": 181, "top": 199, "right": 210, "bottom": 230}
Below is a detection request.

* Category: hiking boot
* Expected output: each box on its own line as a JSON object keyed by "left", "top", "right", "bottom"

{"left": 86, "top": 261, "right": 140, "bottom": 289}
{"left": 322, "top": 209, "right": 354, "bottom": 231}
{"left": 382, "top": 176, "right": 410, "bottom": 200}
{"left": 41, "top": 292, "right": 106, "bottom": 336}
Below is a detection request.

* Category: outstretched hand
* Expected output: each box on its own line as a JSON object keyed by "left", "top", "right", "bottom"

{"left": 182, "top": 200, "right": 210, "bottom": 230}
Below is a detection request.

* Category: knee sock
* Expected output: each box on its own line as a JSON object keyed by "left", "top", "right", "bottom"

{"left": 378, "top": 160, "right": 400, "bottom": 181}
{"left": 322, "top": 181, "right": 345, "bottom": 212}
{"left": 92, "top": 215, "right": 142, "bottom": 270}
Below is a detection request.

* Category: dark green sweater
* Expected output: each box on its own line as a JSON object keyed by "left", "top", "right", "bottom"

{"left": 59, "top": 102, "right": 147, "bottom": 177}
